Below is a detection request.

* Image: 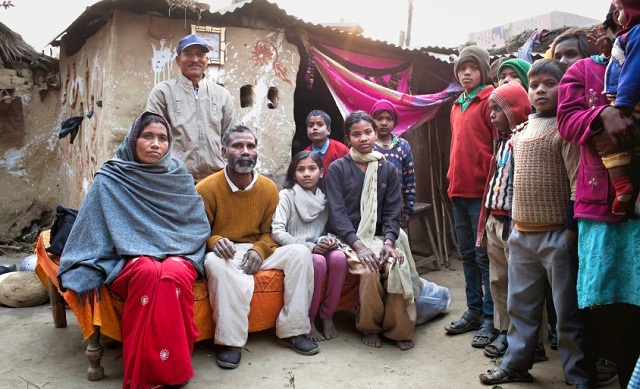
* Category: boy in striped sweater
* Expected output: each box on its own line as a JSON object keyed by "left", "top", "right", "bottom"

{"left": 476, "top": 83, "right": 531, "bottom": 359}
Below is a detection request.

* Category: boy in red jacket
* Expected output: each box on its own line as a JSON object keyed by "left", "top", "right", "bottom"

{"left": 304, "top": 110, "right": 349, "bottom": 170}
{"left": 444, "top": 45, "right": 497, "bottom": 349}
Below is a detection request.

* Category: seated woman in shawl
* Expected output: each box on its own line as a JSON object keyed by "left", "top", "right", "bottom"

{"left": 57, "top": 112, "right": 210, "bottom": 389}
{"left": 325, "top": 110, "right": 421, "bottom": 351}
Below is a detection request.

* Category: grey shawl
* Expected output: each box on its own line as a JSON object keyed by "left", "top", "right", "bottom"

{"left": 57, "top": 112, "right": 210, "bottom": 294}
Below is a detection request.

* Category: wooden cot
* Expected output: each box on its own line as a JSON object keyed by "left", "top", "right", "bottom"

{"left": 34, "top": 231, "right": 360, "bottom": 381}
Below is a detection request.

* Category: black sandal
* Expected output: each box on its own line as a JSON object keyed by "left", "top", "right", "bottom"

{"left": 483, "top": 331, "right": 508, "bottom": 357}
{"left": 444, "top": 311, "right": 482, "bottom": 334}
{"left": 471, "top": 324, "right": 498, "bottom": 348}
{"left": 479, "top": 368, "right": 533, "bottom": 385}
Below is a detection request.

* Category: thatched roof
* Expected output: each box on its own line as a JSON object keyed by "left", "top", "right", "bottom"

{"left": 489, "top": 24, "right": 600, "bottom": 56}
{"left": 0, "top": 21, "right": 58, "bottom": 72}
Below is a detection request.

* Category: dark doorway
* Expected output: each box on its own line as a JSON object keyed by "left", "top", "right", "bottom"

{"left": 291, "top": 46, "right": 345, "bottom": 156}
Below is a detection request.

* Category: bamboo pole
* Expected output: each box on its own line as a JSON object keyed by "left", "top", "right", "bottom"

{"left": 428, "top": 121, "right": 444, "bottom": 265}
{"left": 434, "top": 124, "right": 455, "bottom": 267}
{"left": 405, "top": 0, "right": 413, "bottom": 47}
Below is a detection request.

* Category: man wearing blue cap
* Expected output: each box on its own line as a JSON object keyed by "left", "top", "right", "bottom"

{"left": 146, "top": 33, "right": 237, "bottom": 182}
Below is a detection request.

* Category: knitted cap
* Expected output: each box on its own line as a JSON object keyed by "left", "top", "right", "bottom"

{"left": 498, "top": 59, "right": 532, "bottom": 90}
{"left": 489, "top": 83, "right": 532, "bottom": 131}
{"left": 454, "top": 45, "right": 491, "bottom": 86}
{"left": 369, "top": 99, "right": 399, "bottom": 124}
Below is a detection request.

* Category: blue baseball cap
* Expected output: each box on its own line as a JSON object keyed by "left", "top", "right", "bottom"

{"left": 176, "top": 34, "right": 210, "bottom": 55}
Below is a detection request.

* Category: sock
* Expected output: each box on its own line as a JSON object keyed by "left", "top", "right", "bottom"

{"left": 611, "top": 176, "right": 634, "bottom": 215}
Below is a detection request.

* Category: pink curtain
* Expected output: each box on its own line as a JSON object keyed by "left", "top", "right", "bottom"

{"left": 308, "top": 43, "right": 462, "bottom": 136}
{"left": 317, "top": 44, "right": 413, "bottom": 93}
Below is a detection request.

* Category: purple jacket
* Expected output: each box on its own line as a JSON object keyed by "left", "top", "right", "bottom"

{"left": 557, "top": 57, "right": 626, "bottom": 223}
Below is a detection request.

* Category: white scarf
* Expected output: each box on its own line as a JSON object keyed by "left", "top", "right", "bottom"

{"left": 350, "top": 148, "right": 384, "bottom": 245}
{"left": 292, "top": 184, "right": 326, "bottom": 222}
{"left": 347, "top": 148, "right": 420, "bottom": 301}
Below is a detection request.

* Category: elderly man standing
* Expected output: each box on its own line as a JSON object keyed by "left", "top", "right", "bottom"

{"left": 146, "top": 33, "right": 237, "bottom": 182}
{"left": 196, "top": 125, "right": 318, "bottom": 369}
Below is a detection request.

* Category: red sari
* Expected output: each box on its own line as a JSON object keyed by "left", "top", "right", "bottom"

{"left": 109, "top": 255, "right": 198, "bottom": 389}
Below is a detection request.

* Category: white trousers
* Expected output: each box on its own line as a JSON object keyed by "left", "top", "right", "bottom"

{"left": 204, "top": 243, "right": 313, "bottom": 347}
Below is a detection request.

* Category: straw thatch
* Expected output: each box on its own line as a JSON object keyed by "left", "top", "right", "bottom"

{"left": 0, "top": 21, "right": 57, "bottom": 73}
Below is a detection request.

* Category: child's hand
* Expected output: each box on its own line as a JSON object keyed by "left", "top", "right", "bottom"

{"left": 320, "top": 236, "right": 338, "bottom": 249}
{"left": 588, "top": 26, "right": 612, "bottom": 57}
{"left": 312, "top": 241, "right": 329, "bottom": 254}
{"left": 313, "top": 237, "right": 336, "bottom": 254}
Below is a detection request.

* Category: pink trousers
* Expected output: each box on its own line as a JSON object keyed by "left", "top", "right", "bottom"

{"left": 309, "top": 249, "right": 348, "bottom": 322}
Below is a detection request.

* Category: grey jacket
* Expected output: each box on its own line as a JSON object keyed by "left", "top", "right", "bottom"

{"left": 146, "top": 73, "right": 237, "bottom": 182}
{"left": 326, "top": 155, "right": 402, "bottom": 246}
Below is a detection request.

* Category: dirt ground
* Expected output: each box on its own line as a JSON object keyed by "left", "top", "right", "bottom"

{"left": 0, "top": 252, "right": 619, "bottom": 389}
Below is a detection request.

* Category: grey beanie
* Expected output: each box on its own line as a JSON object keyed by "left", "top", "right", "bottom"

{"left": 454, "top": 45, "right": 491, "bottom": 86}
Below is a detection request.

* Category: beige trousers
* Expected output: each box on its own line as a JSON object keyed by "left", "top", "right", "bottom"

{"left": 354, "top": 262, "right": 416, "bottom": 341}
{"left": 487, "top": 214, "right": 510, "bottom": 331}
{"left": 487, "top": 215, "right": 546, "bottom": 342}
{"left": 204, "top": 243, "right": 313, "bottom": 347}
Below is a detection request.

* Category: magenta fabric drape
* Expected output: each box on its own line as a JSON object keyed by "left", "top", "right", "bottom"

{"left": 317, "top": 43, "right": 413, "bottom": 93}
{"left": 307, "top": 43, "right": 462, "bottom": 136}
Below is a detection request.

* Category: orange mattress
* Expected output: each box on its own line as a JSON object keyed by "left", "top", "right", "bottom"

{"left": 35, "top": 231, "right": 359, "bottom": 342}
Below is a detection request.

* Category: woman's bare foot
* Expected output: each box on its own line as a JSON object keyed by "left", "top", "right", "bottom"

{"left": 322, "top": 318, "right": 338, "bottom": 340}
{"left": 307, "top": 322, "right": 325, "bottom": 342}
{"left": 396, "top": 340, "right": 414, "bottom": 351}
{"left": 362, "top": 333, "right": 381, "bottom": 348}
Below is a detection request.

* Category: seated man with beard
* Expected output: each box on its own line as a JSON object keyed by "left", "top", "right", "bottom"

{"left": 196, "top": 125, "right": 318, "bottom": 370}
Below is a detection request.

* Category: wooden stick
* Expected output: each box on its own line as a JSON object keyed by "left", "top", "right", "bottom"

{"left": 428, "top": 121, "right": 444, "bottom": 264}
{"left": 0, "top": 244, "right": 24, "bottom": 251}
{"left": 434, "top": 125, "right": 455, "bottom": 267}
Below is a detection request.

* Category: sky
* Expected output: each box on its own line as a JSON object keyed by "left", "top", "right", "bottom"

{"left": 0, "top": 0, "right": 610, "bottom": 53}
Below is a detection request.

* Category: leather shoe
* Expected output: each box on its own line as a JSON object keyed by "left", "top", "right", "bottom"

{"left": 278, "top": 335, "right": 319, "bottom": 355}
{"left": 216, "top": 346, "right": 241, "bottom": 369}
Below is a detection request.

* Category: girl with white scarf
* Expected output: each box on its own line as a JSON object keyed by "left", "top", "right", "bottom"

{"left": 272, "top": 150, "right": 348, "bottom": 342}
{"left": 325, "top": 111, "right": 421, "bottom": 351}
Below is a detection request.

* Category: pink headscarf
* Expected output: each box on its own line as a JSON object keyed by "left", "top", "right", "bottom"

{"left": 369, "top": 99, "right": 399, "bottom": 124}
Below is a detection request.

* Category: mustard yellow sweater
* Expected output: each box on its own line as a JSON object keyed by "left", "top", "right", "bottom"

{"left": 196, "top": 171, "right": 279, "bottom": 260}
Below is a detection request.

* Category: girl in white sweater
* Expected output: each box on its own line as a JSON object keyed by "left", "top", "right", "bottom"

{"left": 272, "top": 151, "right": 348, "bottom": 341}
